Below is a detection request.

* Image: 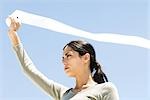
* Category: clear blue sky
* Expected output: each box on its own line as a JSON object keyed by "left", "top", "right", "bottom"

{"left": 0, "top": 0, "right": 150, "bottom": 100}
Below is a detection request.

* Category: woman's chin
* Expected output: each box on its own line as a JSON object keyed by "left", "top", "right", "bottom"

{"left": 65, "top": 72, "right": 75, "bottom": 77}
{"left": 64, "top": 69, "right": 75, "bottom": 77}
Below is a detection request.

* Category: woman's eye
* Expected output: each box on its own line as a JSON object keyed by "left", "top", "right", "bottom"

{"left": 67, "top": 54, "right": 71, "bottom": 58}
{"left": 62, "top": 57, "right": 64, "bottom": 60}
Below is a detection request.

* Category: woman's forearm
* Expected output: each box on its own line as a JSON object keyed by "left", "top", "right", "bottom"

{"left": 8, "top": 30, "right": 21, "bottom": 46}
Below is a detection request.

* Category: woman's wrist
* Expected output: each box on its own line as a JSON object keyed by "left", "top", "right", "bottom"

{"left": 8, "top": 29, "right": 17, "bottom": 33}
{"left": 8, "top": 30, "right": 21, "bottom": 46}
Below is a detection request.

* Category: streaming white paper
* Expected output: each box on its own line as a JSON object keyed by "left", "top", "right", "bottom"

{"left": 6, "top": 10, "right": 150, "bottom": 49}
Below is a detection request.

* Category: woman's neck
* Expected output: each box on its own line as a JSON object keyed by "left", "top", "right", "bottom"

{"left": 74, "top": 70, "right": 96, "bottom": 90}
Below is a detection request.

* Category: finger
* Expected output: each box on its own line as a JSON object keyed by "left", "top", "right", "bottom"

{"left": 16, "top": 22, "right": 21, "bottom": 30}
{"left": 9, "top": 17, "right": 15, "bottom": 26}
{"left": 16, "top": 21, "right": 21, "bottom": 26}
{"left": 11, "top": 18, "right": 18, "bottom": 27}
{"left": 12, "top": 18, "right": 16, "bottom": 24}
{"left": 8, "top": 18, "right": 16, "bottom": 30}
{"left": 9, "top": 17, "right": 12, "bottom": 21}
{"left": 10, "top": 17, "right": 17, "bottom": 24}
{"left": 9, "top": 17, "right": 13, "bottom": 25}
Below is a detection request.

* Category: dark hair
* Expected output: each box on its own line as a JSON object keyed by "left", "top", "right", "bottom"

{"left": 63, "top": 40, "right": 108, "bottom": 84}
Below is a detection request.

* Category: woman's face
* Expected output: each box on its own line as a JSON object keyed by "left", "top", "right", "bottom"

{"left": 62, "top": 46, "right": 85, "bottom": 77}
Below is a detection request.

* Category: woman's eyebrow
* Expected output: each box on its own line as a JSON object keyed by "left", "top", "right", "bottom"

{"left": 65, "top": 52, "right": 69, "bottom": 56}
{"left": 64, "top": 50, "right": 73, "bottom": 56}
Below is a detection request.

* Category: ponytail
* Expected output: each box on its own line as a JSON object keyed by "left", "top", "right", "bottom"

{"left": 92, "top": 61, "right": 108, "bottom": 84}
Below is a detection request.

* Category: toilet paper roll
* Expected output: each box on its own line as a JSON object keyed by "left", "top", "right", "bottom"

{"left": 6, "top": 10, "right": 150, "bottom": 49}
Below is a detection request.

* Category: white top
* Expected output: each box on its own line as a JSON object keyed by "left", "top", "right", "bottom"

{"left": 13, "top": 43, "right": 119, "bottom": 100}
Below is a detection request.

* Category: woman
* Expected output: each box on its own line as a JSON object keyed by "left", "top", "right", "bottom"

{"left": 8, "top": 17, "right": 119, "bottom": 100}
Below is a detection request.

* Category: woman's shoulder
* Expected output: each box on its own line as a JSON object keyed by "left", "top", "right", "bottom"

{"left": 96, "top": 82, "right": 119, "bottom": 99}
{"left": 99, "top": 82, "right": 117, "bottom": 88}
{"left": 96, "top": 82, "right": 118, "bottom": 93}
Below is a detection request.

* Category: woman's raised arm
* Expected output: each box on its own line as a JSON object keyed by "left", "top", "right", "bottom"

{"left": 7, "top": 18, "right": 68, "bottom": 99}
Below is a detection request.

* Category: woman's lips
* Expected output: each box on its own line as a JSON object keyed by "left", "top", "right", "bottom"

{"left": 64, "top": 66, "right": 69, "bottom": 70}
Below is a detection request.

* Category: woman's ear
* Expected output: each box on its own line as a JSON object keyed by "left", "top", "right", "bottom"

{"left": 82, "top": 53, "right": 90, "bottom": 63}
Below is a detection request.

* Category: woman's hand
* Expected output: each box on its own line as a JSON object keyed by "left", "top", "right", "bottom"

{"left": 8, "top": 17, "right": 21, "bottom": 46}
{"left": 8, "top": 17, "right": 20, "bottom": 32}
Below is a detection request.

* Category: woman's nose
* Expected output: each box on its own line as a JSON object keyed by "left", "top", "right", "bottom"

{"left": 62, "top": 57, "right": 67, "bottom": 64}
{"left": 62, "top": 60, "right": 68, "bottom": 67}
